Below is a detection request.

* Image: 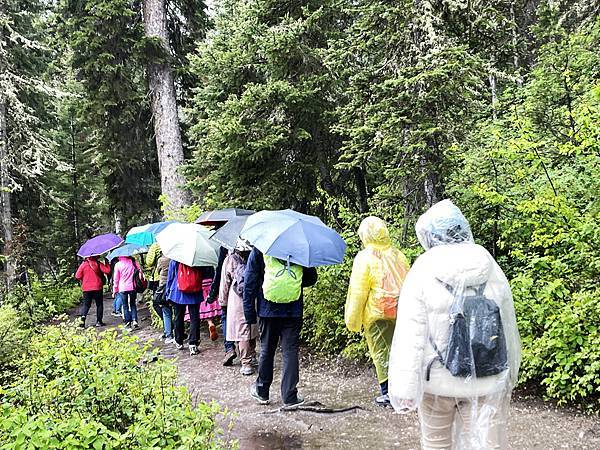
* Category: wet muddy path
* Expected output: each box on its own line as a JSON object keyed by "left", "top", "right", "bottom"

{"left": 78, "top": 297, "right": 600, "bottom": 449}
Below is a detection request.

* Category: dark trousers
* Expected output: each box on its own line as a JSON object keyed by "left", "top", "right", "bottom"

{"left": 256, "top": 316, "right": 302, "bottom": 404}
{"left": 173, "top": 303, "right": 200, "bottom": 346}
{"left": 222, "top": 309, "right": 235, "bottom": 353}
{"left": 152, "top": 284, "right": 164, "bottom": 323}
{"left": 81, "top": 290, "right": 103, "bottom": 323}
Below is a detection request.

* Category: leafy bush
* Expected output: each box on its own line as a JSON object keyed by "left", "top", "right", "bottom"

{"left": 4, "top": 273, "right": 81, "bottom": 328}
{"left": 0, "top": 325, "right": 228, "bottom": 449}
{"left": 0, "top": 306, "right": 31, "bottom": 384}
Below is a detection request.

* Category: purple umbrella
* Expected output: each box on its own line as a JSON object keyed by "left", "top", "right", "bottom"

{"left": 77, "top": 233, "right": 124, "bottom": 258}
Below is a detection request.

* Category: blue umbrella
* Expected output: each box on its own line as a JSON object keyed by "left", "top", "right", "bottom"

{"left": 125, "top": 221, "right": 177, "bottom": 246}
{"left": 240, "top": 209, "right": 346, "bottom": 267}
{"left": 107, "top": 243, "right": 149, "bottom": 260}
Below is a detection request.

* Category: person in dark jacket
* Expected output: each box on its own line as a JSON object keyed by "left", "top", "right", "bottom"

{"left": 243, "top": 248, "right": 317, "bottom": 406}
{"left": 207, "top": 246, "right": 237, "bottom": 365}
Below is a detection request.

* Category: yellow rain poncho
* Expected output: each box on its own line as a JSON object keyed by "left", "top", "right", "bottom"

{"left": 345, "top": 216, "right": 410, "bottom": 383}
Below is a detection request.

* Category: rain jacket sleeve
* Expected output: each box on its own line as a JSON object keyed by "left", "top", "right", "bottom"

{"left": 99, "top": 261, "right": 110, "bottom": 275}
{"left": 75, "top": 262, "right": 85, "bottom": 281}
{"left": 388, "top": 258, "right": 428, "bottom": 403}
{"left": 145, "top": 243, "right": 161, "bottom": 281}
{"left": 113, "top": 262, "right": 121, "bottom": 294}
{"left": 491, "top": 259, "right": 521, "bottom": 387}
{"left": 165, "top": 260, "right": 176, "bottom": 301}
{"left": 219, "top": 255, "right": 232, "bottom": 307}
{"left": 302, "top": 267, "right": 318, "bottom": 288}
{"left": 243, "top": 248, "right": 263, "bottom": 325}
{"left": 208, "top": 247, "right": 228, "bottom": 302}
{"left": 345, "top": 252, "right": 371, "bottom": 332}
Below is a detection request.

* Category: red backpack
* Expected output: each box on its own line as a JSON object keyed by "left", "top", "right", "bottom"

{"left": 177, "top": 263, "right": 203, "bottom": 293}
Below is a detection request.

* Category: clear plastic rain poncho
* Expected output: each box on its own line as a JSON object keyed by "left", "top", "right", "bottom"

{"left": 345, "top": 217, "right": 410, "bottom": 384}
{"left": 389, "top": 200, "right": 521, "bottom": 450}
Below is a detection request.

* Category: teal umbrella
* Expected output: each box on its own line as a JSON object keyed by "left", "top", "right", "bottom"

{"left": 126, "top": 221, "right": 177, "bottom": 246}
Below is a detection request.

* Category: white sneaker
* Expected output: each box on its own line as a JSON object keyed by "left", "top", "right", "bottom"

{"left": 189, "top": 345, "right": 200, "bottom": 356}
{"left": 175, "top": 342, "right": 184, "bottom": 350}
{"left": 164, "top": 337, "right": 175, "bottom": 344}
{"left": 132, "top": 321, "right": 139, "bottom": 329}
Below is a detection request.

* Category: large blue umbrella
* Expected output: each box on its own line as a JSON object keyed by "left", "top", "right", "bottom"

{"left": 240, "top": 209, "right": 346, "bottom": 267}
{"left": 77, "top": 233, "right": 123, "bottom": 258}
{"left": 107, "top": 243, "right": 149, "bottom": 261}
{"left": 125, "top": 221, "right": 177, "bottom": 246}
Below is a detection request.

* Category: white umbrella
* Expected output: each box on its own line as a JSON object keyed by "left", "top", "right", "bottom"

{"left": 156, "top": 223, "right": 219, "bottom": 267}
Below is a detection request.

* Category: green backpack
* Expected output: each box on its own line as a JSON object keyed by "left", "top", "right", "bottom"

{"left": 262, "top": 255, "right": 303, "bottom": 303}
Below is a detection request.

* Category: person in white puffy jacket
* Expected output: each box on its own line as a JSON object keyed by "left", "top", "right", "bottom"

{"left": 389, "top": 200, "right": 521, "bottom": 450}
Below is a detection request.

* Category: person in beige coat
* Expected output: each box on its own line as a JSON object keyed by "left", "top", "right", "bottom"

{"left": 219, "top": 242, "right": 259, "bottom": 375}
{"left": 389, "top": 200, "right": 521, "bottom": 450}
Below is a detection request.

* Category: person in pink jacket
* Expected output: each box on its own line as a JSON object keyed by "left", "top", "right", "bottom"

{"left": 75, "top": 256, "right": 110, "bottom": 327}
{"left": 113, "top": 256, "right": 140, "bottom": 328}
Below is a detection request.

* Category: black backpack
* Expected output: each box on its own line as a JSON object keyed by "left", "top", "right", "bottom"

{"left": 426, "top": 280, "right": 508, "bottom": 381}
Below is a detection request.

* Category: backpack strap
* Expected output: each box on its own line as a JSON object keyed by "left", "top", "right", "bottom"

{"left": 474, "top": 282, "right": 487, "bottom": 296}
{"left": 426, "top": 337, "right": 444, "bottom": 382}
{"left": 274, "top": 256, "right": 298, "bottom": 279}
{"left": 436, "top": 278, "right": 455, "bottom": 295}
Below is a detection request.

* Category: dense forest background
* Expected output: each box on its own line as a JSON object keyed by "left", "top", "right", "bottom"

{"left": 1, "top": 0, "right": 600, "bottom": 408}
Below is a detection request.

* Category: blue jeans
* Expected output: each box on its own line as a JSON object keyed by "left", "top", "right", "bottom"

{"left": 222, "top": 309, "right": 235, "bottom": 352}
{"left": 113, "top": 294, "right": 123, "bottom": 315}
{"left": 121, "top": 291, "right": 138, "bottom": 323}
{"left": 162, "top": 303, "right": 174, "bottom": 338}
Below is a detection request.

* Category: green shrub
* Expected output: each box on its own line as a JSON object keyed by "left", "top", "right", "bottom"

{"left": 4, "top": 273, "right": 81, "bottom": 327}
{"left": 0, "top": 324, "right": 229, "bottom": 449}
{"left": 0, "top": 306, "right": 31, "bottom": 384}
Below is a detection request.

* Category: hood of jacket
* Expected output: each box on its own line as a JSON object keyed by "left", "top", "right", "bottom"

{"left": 415, "top": 199, "right": 474, "bottom": 251}
{"left": 426, "top": 243, "right": 491, "bottom": 290}
{"left": 358, "top": 216, "right": 391, "bottom": 250}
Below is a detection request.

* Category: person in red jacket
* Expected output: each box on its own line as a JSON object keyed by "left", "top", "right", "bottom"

{"left": 75, "top": 256, "right": 110, "bottom": 327}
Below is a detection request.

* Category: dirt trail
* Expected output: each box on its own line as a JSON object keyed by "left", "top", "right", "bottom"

{"left": 78, "top": 297, "right": 600, "bottom": 449}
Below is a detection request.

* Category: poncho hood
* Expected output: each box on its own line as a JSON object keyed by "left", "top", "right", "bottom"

{"left": 358, "top": 216, "right": 392, "bottom": 249}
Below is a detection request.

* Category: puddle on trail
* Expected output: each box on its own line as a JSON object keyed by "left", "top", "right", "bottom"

{"left": 239, "top": 431, "right": 304, "bottom": 450}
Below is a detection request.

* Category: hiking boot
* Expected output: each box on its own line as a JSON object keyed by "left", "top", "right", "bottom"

{"left": 175, "top": 342, "right": 184, "bottom": 351}
{"left": 189, "top": 345, "right": 200, "bottom": 356}
{"left": 284, "top": 395, "right": 305, "bottom": 407}
{"left": 222, "top": 350, "right": 236, "bottom": 366}
{"left": 250, "top": 385, "right": 270, "bottom": 405}
{"left": 240, "top": 366, "right": 255, "bottom": 376}
{"left": 209, "top": 323, "right": 218, "bottom": 341}
{"left": 375, "top": 394, "right": 391, "bottom": 407}
{"left": 95, "top": 322, "right": 105, "bottom": 327}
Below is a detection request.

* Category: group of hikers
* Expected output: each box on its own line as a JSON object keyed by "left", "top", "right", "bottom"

{"left": 75, "top": 200, "right": 521, "bottom": 449}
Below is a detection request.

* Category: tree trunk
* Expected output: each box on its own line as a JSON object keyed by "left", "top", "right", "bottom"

{"left": 69, "top": 114, "right": 81, "bottom": 251}
{"left": 143, "top": 0, "right": 190, "bottom": 211}
{"left": 114, "top": 210, "right": 123, "bottom": 235}
{"left": 0, "top": 100, "right": 15, "bottom": 289}
{"left": 353, "top": 166, "right": 369, "bottom": 213}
